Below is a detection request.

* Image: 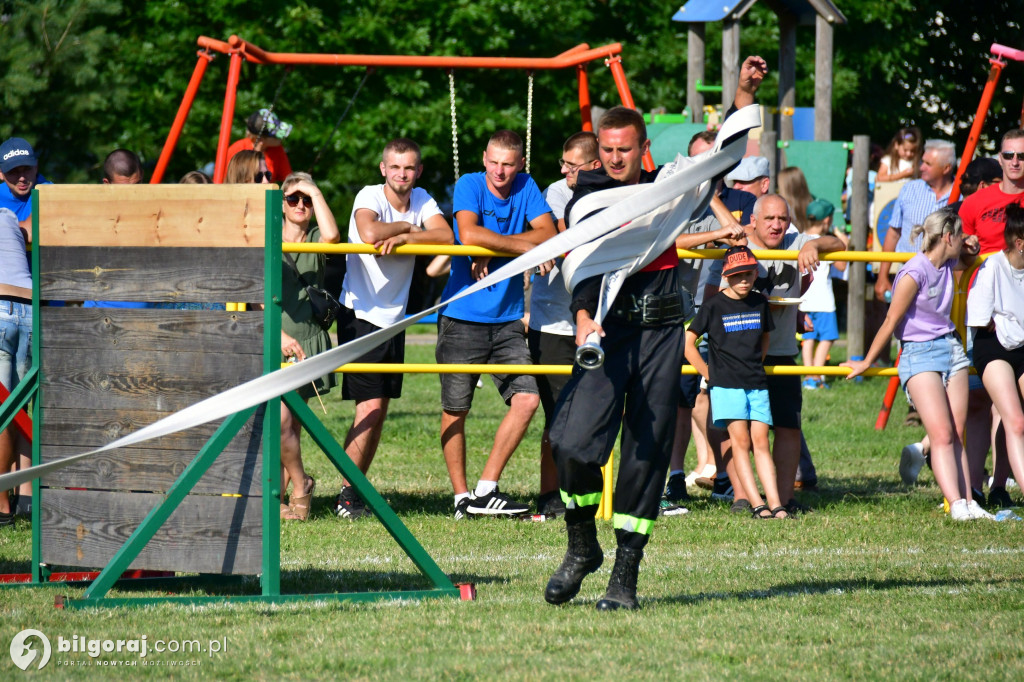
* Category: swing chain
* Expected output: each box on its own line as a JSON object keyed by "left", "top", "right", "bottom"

{"left": 525, "top": 71, "right": 534, "bottom": 174}
{"left": 449, "top": 70, "right": 460, "bottom": 181}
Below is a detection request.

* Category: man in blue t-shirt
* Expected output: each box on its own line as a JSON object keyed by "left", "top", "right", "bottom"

{"left": 0, "top": 137, "right": 52, "bottom": 231}
{"left": 436, "top": 129, "right": 556, "bottom": 519}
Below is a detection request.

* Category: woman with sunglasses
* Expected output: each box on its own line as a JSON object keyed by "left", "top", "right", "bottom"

{"left": 273, "top": 172, "right": 341, "bottom": 520}
{"left": 843, "top": 208, "right": 993, "bottom": 520}
{"left": 224, "top": 149, "right": 272, "bottom": 185}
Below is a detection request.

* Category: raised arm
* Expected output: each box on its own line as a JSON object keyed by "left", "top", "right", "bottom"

{"left": 733, "top": 56, "right": 767, "bottom": 110}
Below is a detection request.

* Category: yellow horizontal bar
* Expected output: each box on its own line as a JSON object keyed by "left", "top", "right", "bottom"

{"left": 281, "top": 361, "right": 904, "bottom": 377}
{"left": 284, "top": 242, "right": 919, "bottom": 264}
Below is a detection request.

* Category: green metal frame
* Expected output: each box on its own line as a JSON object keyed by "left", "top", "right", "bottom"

{"left": 12, "top": 187, "right": 459, "bottom": 608}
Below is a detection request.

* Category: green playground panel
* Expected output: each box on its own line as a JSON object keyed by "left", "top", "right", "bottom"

{"left": 779, "top": 140, "right": 852, "bottom": 228}
{"left": 649, "top": 123, "right": 709, "bottom": 166}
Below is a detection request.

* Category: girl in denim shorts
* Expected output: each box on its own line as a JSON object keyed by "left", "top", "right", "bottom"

{"left": 844, "top": 208, "right": 992, "bottom": 521}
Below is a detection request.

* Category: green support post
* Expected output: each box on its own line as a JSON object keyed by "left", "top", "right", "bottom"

{"left": 31, "top": 189, "right": 42, "bottom": 584}
{"left": 284, "top": 393, "right": 456, "bottom": 591}
{"left": 0, "top": 366, "right": 36, "bottom": 432}
{"left": 262, "top": 187, "right": 283, "bottom": 596}
{"left": 82, "top": 407, "right": 259, "bottom": 600}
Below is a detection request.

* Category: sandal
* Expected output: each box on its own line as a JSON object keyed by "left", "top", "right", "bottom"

{"left": 287, "top": 476, "right": 316, "bottom": 521}
{"left": 751, "top": 504, "right": 774, "bottom": 519}
{"left": 771, "top": 506, "right": 790, "bottom": 519}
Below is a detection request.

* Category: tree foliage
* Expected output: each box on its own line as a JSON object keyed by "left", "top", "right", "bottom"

{"left": 1, "top": 0, "right": 1022, "bottom": 212}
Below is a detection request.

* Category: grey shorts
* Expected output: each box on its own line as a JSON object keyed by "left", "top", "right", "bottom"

{"left": 436, "top": 316, "right": 538, "bottom": 412}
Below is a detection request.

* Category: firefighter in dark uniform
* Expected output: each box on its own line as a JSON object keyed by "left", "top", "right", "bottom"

{"left": 544, "top": 56, "right": 767, "bottom": 610}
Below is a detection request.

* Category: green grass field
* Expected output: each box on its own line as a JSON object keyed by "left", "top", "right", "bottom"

{"left": 1, "top": 337, "right": 1023, "bottom": 680}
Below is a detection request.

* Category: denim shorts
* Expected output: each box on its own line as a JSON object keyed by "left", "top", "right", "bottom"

{"left": 709, "top": 386, "right": 773, "bottom": 428}
{"left": 898, "top": 332, "right": 969, "bottom": 391}
{"left": 436, "top": 316, "right": 538, "bottom": 412}
{"left": 0, "top": 299, "right": 32, "bottom": 393}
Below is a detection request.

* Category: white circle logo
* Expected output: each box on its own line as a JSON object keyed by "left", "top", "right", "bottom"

{"left": 9, "top": 629, "right": 51, "bottom": 670}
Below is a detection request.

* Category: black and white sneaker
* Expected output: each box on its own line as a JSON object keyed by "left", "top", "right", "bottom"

{"left": 334, "top": 486, "right": 372, "bottom": 520}
{"left": 454, "top": 496, "right": 473, "bottom": 520}
{"left": 466, "top": 487, "right": 530, "bottom": 517}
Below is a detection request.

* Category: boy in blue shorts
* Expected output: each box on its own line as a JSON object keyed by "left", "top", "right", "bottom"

{"left": 685, "top": 246, "right": 788, "bottom": 519}
{"left": 799, "top": 198, "right": 846, "bottom": 389}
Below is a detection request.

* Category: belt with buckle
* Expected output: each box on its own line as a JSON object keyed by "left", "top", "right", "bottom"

{"left": 610, "top": 292, "right": 685, "bottom": 326}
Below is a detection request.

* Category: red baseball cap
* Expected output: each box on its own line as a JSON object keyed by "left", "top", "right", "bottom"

{"left": 722, "top": 245, "right": 759, "bottom": 277}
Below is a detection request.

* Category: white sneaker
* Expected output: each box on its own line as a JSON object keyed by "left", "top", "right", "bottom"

{"left": 966, "top": 499, "right": 996, "bottom": 520}
{"left": 949, "top": 498, "right": 973, "bottom": 521}
{"left": 900, "top": 442, "right": 926, "bottom": 485}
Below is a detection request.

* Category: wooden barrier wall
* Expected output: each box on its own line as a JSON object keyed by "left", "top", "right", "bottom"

{"left": 35, "top": 185, "right": 271, "bottom": 574}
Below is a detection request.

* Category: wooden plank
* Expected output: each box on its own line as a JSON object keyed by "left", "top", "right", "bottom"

{"left": 40, "top": 407, "right": 262, "bottom": 452}
{"left": 39, "top": 247, "right": 264, "bottom": 302}
{"left": 40, "top": 348, "right": 263, "bottom": 412}
{"left": 38, "top": 408, "right": 263, "bottom": 495}
{"left": 39, "top": 308, "right": 263, "bottom": 352}
{"left": 39, "top": 444, "right": 262, "bottom": 496}
{"left": 36, "top": 184, "right": 271, "bottom": 247}
{"left": 40, "top": 489, "right": 262, "bottom": 574}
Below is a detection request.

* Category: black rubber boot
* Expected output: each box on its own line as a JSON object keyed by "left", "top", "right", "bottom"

{"left": 544, "top": 519, "right": 603, "bottom": 605}
{"left": 595, "top": 546, "right": 642, "bottom": 611}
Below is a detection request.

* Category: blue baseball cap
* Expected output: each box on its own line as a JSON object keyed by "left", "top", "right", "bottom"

{"left": 0, "top": 138, "right": 38, "bottom": 173}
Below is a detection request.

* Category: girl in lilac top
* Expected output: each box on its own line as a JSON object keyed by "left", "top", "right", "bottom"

{"left": 844, "top": 208, "right": 992, "bottom": 521}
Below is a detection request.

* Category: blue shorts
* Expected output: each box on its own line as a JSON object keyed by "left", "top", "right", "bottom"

{"left": 709, "top": 387, "right": 773, "bottom": 428}
{"left": 898, "top": 332, "right": 969, "bottom": 393}
{"left": 801, "top": 311, "right": 839, "bottom": 341}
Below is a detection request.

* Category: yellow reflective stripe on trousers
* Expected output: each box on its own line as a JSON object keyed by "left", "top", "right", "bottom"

{"left": 612, "top": 513, "right": 655, "bottom": 535}
{"left": 560, "top": 490, "right": 602, "bottom": 509}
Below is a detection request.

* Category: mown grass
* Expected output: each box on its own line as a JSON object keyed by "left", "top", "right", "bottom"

{"left": 1, "top": 339, "right": 1022, "bottom": 680}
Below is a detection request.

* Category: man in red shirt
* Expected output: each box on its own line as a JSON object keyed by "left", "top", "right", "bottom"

{"left": 959, "top": 129, "right": 1024, "bottom": 254}
{"left": 226, "top": 109, "right": 293, "bottom": 184}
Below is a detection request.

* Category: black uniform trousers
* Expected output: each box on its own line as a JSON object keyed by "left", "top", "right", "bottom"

{"left": 549, "top": 317, "right": 685, "bottom": 549}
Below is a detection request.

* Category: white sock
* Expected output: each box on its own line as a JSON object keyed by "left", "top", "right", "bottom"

{"left": 454, "top": 492, "right": 471, "bottom": 507}
{"left": 949, "top": 498, "right": 970, "bottom": 521}
{"left": 474, "top": 480, "right": 497, "bottom": 497}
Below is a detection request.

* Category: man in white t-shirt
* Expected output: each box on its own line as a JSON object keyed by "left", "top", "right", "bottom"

{"left": 334, "top": 138, "right": 454, "bottom": 519}
{"left": 529, "top": 132, "right": 602, "bottom": 518}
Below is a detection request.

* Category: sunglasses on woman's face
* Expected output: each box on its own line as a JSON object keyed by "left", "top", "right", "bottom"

{"left": 284, "top": 193, "right": 313, "bottom": 208}
{"left": 254, "top": 170, "right": 273, "bottom": 182}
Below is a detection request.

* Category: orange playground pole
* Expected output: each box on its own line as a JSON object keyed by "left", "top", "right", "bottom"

{"left": 605, "top": 55, "right": 655, "bottom": 171}
{"left": 158, "top": 36, "right": 640, "bottom": 184}
{"left": 950, "top": 43, "right": 1024, "bottom": 203}
{"left": 213, "top": 50, "right": 244, "bottom": 184}
{"left": 150, "top": 50, "right": 215, "bottom": 184}
{"left": 874, "top": 349, "right": 902, "bottom": 431}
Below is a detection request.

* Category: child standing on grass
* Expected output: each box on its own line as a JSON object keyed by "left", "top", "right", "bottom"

{"left": 686, "top": 246, "right": 788, "bottom": 519}
{"left": 799, "top": 199, "right": 848, "bottom": 389}
{"left": 843, "top": 208, "right": 994, "bottom": 521}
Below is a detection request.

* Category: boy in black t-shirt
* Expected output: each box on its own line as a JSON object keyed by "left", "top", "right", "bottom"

{"left": 686, "top": 246, "right": 788, "bottom": 519}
